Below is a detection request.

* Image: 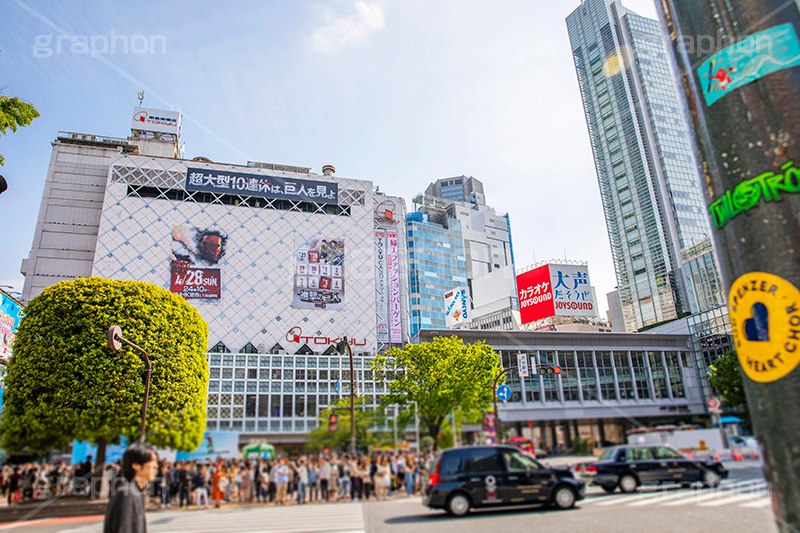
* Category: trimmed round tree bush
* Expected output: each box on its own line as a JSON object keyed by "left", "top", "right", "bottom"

{"left": 0, "top": 277, "right": 209, "bottom": 457}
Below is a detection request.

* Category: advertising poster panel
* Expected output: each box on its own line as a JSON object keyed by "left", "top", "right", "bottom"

{"left": 175, "top": 432, "right": 239, "bottom": 461}
{"left": 0, "top": 291, "right": 24, "bottom": 357}
{"left": 293, "top": 236, "right": 345, "bottom": 310}
{"left": 517, "top": 265, "right": 555, "bottom": 324}
{"left": 170, "top": 225, "right": 225, "bottom": 300}
{"left": 444, "top": 286, "right": 470, "bottom": 327}
{"left": 374, "top": 230, "right": 389, "bottom": 342}
{"left": 550, "top": 264, "right": 596, "bottom": 317}
{"left": 387, "top": 230, "right": 402, "bottom": 343}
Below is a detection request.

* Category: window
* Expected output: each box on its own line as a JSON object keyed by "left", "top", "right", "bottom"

{"left": 576, "top": 351, "right": 597, "bottom": 401}
{"left": 626, "top": 447, "right": 654, "bottom": 461}
{"left": 631, "top": 352, "right": 651, "bottom": 399}
{"left": 502, "top": 450, "right": 539, "bottom": 472}
{"left": 463, "top": 449, "right": 503, "bottom": 473}
{"left": 654, "top": 447, "right": 682, "bottom": 459}
{"left": 209, "top": 341, "right": 230, "bottom": 353}
{"left": 560, "top": 351, "right": 579, "bottom": 401}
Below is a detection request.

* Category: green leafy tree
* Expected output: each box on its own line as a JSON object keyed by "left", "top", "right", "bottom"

{"left": 371, "top": 336, "right": 502, "bottom": 449}
{"left": 708, "top": 350, "right": 747, "bottom": 409}
{"left": 0, "top": 277, "right": 209, "bottom": 472}
{"left": 306, "top": 397, "right": 391, "bottom": 452}
{"left": 1, "top": 52, "right": 40, "bottom": 166}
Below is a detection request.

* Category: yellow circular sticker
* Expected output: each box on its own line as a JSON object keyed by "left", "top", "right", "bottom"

{"left": 729, "top": 272, "right": 800, "bottom": 383}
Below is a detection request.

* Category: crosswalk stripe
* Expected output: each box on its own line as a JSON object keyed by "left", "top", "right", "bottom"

{"left": 593, "top": 491, "right": 672, "bottom": 506}
{"left": 625, "top": 490, "right": 697, "bottom": 506}
{"left": 662, "top": 481, "right": 767, "bottom": 506}
{"left": 59, "top": 504, "right": 366, "bottom": 533}
{"left": 699, "top": 491, "right": 769, "bottom": 507}
{"left": 741, "top": 497, "right": 771, "bottom": 508}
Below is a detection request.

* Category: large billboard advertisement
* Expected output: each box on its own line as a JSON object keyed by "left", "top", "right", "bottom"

{"left": 293, "top": 236, "right": 345, "bottom": 310}
{"left": 444, "top": 286, "right": 470, "bottom": 328}
{"left": 517, "top": 263, "right": 596, "bottom": 324}
{"left": 551, "top": 264, "right": 595, "bottom": 316}
{"left": 387, "top": 230, "right": 402, "bottom": 343}
{"left": 0, "top": 291, "right": 24, "bottom": 357}
{"left": 186, "top": 168, "right": 339, "bottom": 205}
{"left": 131, "top": 107, "right": 181, "bottom": 136}
{"left": 170, "top": 225, "right": 225, "bottom": 300}
{"left": 374, "top": 230, "right": 389, "bottom": 343}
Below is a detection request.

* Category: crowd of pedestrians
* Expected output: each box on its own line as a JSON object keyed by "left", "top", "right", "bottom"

{"left": 1, "top": 451, "right": 435, "bottom": 509}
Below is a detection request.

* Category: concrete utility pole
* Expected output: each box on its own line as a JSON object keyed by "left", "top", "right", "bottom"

{"left": 657, "top": 2, "right": 800, "bottom": 529}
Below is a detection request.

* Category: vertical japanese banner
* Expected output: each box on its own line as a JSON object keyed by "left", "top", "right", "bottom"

{"left": 374, "top": 230, "right": 389, "bottom": 343}
{"left": 387, "top": 230, "right": 402, "bottom": 343}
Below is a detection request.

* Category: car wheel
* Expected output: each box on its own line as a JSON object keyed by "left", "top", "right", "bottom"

{"left": 702, "top": 470, "right": 721, "bottom": 489}
{"left": 602, "top": 485, "right": 616, "bottom": 494}
{"left": 618, "top": 474, "right": 638, "bottom": 493}
{"left": 552, "top": 486, "right": 576, "bottom": 510}
{"left": 445, "top": 493, "right": 471, "bottom": 517}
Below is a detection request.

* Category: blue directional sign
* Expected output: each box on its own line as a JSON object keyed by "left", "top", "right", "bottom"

{"left": 496, "top": 384, "right": 512, "bottom": 401}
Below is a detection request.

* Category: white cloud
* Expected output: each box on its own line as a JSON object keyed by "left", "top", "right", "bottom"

{"left": 309, "top": 1, "right": 386, "bottom": 53}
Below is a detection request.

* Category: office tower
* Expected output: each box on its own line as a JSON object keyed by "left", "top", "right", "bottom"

{"left": 424, "top": 175, "right": 486, "bottom": 205}
{"left": 567, "top": 0, "right": 723, "bottom": 332}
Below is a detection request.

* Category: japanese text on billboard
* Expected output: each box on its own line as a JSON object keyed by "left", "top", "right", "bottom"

{"left": 170, "top": 225, "right": 225, "bottom": 300}
{"left": 186, "top": 168, "right": 338, "bottom": 205}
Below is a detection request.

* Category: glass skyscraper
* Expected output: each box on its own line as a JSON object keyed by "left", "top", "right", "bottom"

{"left": 406, "top": 211, "right": 468, "bottom": 338}
{"left": 566, "top": 0, "right": 722, "bottom": 331}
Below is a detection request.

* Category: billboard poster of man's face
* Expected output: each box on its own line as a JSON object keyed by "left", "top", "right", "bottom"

{"left": 292, "top": 236, "right": 345, "bottom": 310}
{"left": 170, "top": 225, "right": 226, "bottom": 300}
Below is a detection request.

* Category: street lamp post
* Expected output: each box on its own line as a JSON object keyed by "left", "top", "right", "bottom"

{"left": 107, "top": 325, "right": 152, "bottom": 442}
{"left": 335, "top": 337, "right": 356, "bottom": 457}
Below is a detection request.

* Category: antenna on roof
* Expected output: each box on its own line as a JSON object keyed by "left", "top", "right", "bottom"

{"left": 137, "top": 91, "right": 145, "bottom": 107}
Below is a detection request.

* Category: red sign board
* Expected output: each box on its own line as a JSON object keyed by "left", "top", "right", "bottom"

{"left": 170, "top": 264, "right": 221, "bottom": 299}
{"left": 517, "top": 265, "right": 555, "bottom": 324}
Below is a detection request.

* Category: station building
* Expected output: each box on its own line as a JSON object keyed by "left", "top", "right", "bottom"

{"left": 415, "top": 329, "right": 706, "bottom": 450}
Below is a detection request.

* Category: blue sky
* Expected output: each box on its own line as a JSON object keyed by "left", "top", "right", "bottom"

{"left": 0, "top": 0, "right": 658, "bottom": 313}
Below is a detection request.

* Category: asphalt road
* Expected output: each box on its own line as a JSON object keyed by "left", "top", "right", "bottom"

{"left": 0, "top": 461, "right": 780, "bottom": 533}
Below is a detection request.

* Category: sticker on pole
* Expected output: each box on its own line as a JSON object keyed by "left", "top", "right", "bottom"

{"left": 729, "top": 271, "right": 800, "bottom": 383}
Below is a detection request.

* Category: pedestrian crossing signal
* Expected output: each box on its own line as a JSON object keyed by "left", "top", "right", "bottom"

{"left": 328, "top": 413, "right": 338, "bottom": 432}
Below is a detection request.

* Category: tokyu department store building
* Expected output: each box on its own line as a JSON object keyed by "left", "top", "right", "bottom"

{"left": 22, "top": 114, "right": 410, "bottom": 450}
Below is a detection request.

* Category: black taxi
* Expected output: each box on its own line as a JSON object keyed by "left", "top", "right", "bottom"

{"left": 577, "top": 444, "right": 728, "bottom": 493}
{"left": 422, "top": 445, "right": 585, "bottom": 516}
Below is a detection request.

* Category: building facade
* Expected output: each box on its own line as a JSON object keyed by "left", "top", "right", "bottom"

{"left": 417, "top": 328, "right": 706, "bottom": 448}
{"left": 22, "top": 117, "right": 411, "bottom": 448}
{"left": 424, "top": 175, "right": 486, "bottom": 204}
{"left": 407, "top": 183, "right": 518, "bottom": 337}
{"left": 406, "top": 210, "right": 467, "bottom": 337}
{"left": 566, "top": 0, "right": 724, "bottom": 332}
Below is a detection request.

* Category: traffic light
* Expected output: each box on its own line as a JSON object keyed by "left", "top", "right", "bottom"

{"left": 538, "top": 365, "right": 562, "bottom": 375}
{"left": 328, "top": 412, "right": 338, "bottom": 432}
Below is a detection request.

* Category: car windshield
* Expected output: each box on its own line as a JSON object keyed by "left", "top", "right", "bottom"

{"left": 599, "top": 447, "right": 619, "bottom": 461}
